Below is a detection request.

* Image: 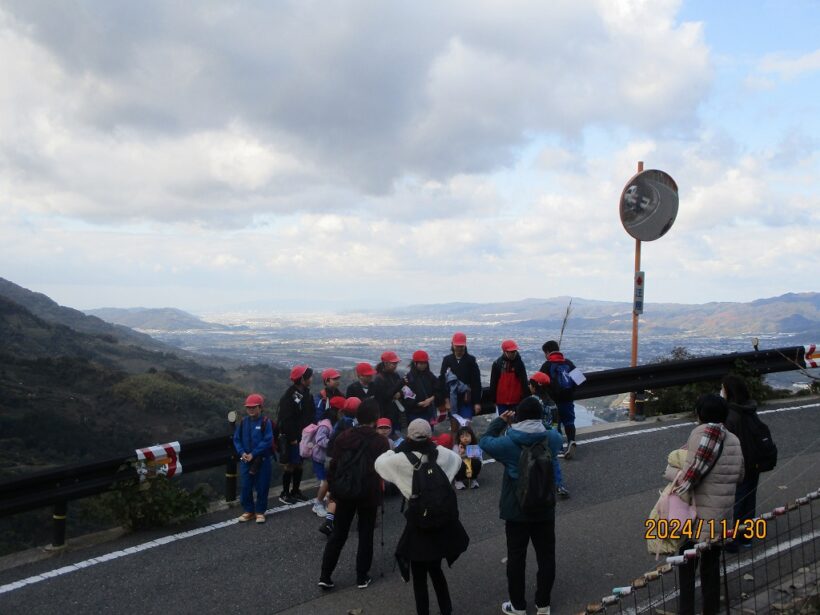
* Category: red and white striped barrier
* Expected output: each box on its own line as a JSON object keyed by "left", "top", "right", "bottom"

{"left": 135, "top": 441, "right": 182, "bottom": 481}
{"left": 805, "top": 344, "right": 818, "bottom": 368}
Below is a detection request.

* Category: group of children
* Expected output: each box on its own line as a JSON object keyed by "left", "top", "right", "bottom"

{"left": 232, "top": 333, "right": 579, "bottom": 530}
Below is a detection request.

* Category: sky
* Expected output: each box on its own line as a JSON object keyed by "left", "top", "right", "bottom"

{"left": 0, "top": 0, "right": 818, "bottom": 314}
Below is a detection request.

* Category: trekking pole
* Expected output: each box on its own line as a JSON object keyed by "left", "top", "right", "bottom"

{"left": 380, "top": 503, "right": 385, "bottom": 578}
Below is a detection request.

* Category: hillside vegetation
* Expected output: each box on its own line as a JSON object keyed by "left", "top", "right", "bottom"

{"left": 0, "top": 285, "right": 290, "bottom": 478}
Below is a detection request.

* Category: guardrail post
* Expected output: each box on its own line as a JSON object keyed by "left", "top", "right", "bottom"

{"left": 52, "top": 501, "right": 68, "bottom": 549}
{"left": 226, "top": 454, "right": 238, "bottom": 503}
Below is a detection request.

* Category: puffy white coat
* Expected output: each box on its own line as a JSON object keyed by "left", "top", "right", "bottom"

{"left": 375, "top": 445, "right": 461, "bottom": 499}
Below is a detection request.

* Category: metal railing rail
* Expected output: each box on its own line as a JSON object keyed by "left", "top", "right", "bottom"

{"left": 573, "top": 345, "right": 809, "bottom": 401}
{"left": 0, "top": 344, "right": 812, "bottom": 548}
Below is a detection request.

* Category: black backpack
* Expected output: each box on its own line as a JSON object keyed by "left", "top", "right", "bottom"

{"left": 332, "top": 444, "right": 370, "bottom": 501}
{"left": 404, "top": 452, "right": 459, "bottom": 530}
{"left": 515, "top": 440, "right": 555, "bottom": 514}
{"left": 739, "top": 414, "right": 778, "bottom": 473}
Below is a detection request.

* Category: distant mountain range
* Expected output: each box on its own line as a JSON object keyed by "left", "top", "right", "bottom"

{"left": 85, "top": 307, "right": 229, "bottom": 331}
{"left": 376, "top": 293, "right": 820, "bottom": 336}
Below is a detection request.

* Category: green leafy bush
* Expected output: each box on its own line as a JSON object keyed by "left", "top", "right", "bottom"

{"left": 100, "top": 476, "right": 208, "bottom": 530}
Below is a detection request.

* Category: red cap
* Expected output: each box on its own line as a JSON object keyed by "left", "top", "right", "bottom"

{"left": 244, "top": 393, "right": 264, "bottom": 407}
{"left": 290, "top": 364, "right": 310, "bottom": 382}
{"left": 343, "top": 397, "right": 361, "bottom": 414}
{"left": 355, "top": 362, "right": 376, "bottom": 377}
{"left": 530, "top": 371, "right": 551, "bottom": 386}
{"left": 501, "top": 339, "right": 519, "bottom": 352}
{"left": 329, "top": 396, "right": 347, "bottom": 410}
{"left": 452, "top": 332, "right": 467, "bottom": 346}
{"left": 432, "top": 433, "right": 453, "bottom": 449}
{"left": 376, "top": 418, "right": 392, "bottom": 428}
{"left": 321, "top": 368, "right": 341, "bottom": 381}
{"left": 412, "top": 350, "right": 429, "bottom": 362}
{"left": 380, "top": 351, "right": 400, "bottom": 364}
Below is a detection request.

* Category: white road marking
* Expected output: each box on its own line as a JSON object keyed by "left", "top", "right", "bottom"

{"left": 0, "top": 500, "right": 310, "bottom": 596}
{"left": 577, "top": 402, "right": 819, "bottom": 446}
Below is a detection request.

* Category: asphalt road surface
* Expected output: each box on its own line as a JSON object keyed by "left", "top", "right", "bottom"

{"left": 1, "top": 398, "right": 818, "bottom": 615}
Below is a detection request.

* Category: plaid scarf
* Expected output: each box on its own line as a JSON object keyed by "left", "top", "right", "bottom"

{"left": 674, "top": 423, "right": 726, "bottom": 496}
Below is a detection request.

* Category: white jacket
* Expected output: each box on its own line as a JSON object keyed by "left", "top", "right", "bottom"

{"left": 375, "top": 445, "right": 462, "bottom": 499}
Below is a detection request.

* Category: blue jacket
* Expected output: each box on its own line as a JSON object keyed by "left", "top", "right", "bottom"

{"left": 233, "top": 415, "right": 274, "bottom": 458}
{"left": 479, "top": 417, "right": 562, "bottom": 522}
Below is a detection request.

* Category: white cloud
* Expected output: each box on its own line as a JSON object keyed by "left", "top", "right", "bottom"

{"left": 758, "top": 49, "right": 820, "bottom": 81}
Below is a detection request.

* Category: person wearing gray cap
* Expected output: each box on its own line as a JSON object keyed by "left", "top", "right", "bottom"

{"left": 375, "top": 419, "right": 469, "bottom": 615}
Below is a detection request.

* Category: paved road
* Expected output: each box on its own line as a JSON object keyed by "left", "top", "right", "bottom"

{"left": 1, "top": 399, "right": 818, "bottom": 615}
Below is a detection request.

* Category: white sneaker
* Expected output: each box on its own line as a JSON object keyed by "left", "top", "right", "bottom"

{"left": 454, "top": 480, "right": 466, "bottom": 490}
{"left": 312, "top": 501, "right": 328, "bottom": 517}
{"left": 471, "top": 479, "right": 479, "bottom": 489}
{"left": 536, "top": 606, "right": 551, "bottom": 615}
{"left": 501, "top": 601, "right": 526, "bottom": 615}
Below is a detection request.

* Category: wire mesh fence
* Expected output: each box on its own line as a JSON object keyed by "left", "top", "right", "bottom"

{"left": 579, "top": 487, "right": 820, "bottom": 615}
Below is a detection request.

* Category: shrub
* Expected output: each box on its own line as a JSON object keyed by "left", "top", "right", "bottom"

{"left": 100, "top": 476, "right": 208, "bottom": 531}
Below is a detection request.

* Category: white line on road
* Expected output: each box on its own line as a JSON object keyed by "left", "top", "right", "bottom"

{"left": 1, "top": 401, "right": 816, "bottom": 597}
{"left": 577, "top": 402, "right": 819, "bottom": 446}
{"left": 0, "top": 500, "right": 311, "bottom": 596}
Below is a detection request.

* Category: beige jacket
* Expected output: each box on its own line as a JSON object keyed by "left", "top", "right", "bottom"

{"left": 682, "top": 423, "right": 745, "bottom": 541}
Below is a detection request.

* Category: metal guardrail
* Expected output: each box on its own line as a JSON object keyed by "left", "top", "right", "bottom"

{"left": 0, "top": 344, "right": 812, "bottom": 548}
{"left": 573, "top": 345, "right": 809, "bottom": 400}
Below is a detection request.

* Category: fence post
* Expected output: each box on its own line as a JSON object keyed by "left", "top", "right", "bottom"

{"left": 51, "top": 500, "right": 68, "bottom": 549}
{"left": 226, "top": 412, "right": 238, "bottom": 503}
{"left": 225, "top": 454, "right": 238, "bottom": 503}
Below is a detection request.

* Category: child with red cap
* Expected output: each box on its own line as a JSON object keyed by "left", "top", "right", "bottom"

{"left": 489, "top": 340, "right": 529, "bottom": 416}
{"left": 314, "top": 368, "right": 344, "bottom": 423}
{"left": 346, "top": 362, "right": 377, "bottom": 400}
{"left": 319, "top": 396, "right": 361, "bottom": 536}
{"left": 373, "top": 351, "right": 405, "bottom": 434}
{"left": 438, "top": 332, "right": 483, "bottom": 424}
{"left": 278, "top": 365, "right": 314, "bottom": 504}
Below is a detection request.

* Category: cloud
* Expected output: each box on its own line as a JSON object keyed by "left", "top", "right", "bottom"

{"left": 0, "top": 1, "right": 711, "bottom": 224}
{"left": 758, "top": 48, "right": 820, "bottom": 81}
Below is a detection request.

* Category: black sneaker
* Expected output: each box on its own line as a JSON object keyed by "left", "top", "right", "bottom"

{"left": 290, "top": 490, "right": 308, "bottom": 502}
{"left": 317, "top": 578, "right": 334, "bottom": 590}
{"left": 279, "top": 492, "right": 295, "bottom": 505}
{"left": 357, "top": 576, "right": 372, "bottom": 589}
{"left": 557, "top": 485, "right": 570, "bottom": 498}
{"left": 318, "top": 519, "right": 334, "bottom": 536}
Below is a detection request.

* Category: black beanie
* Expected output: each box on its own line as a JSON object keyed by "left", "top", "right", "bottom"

{"left": 516, "top": 396, "right": 543, "bottom": 421}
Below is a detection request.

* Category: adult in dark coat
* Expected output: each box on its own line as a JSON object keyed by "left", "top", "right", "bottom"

{"left": 375, "top": 419, "right": 469, "bottom": 615}
{"left": 319, "top": 398, "right": 389, "bottom": 590}
{"left": 722, "top": 374, "right": 765, "bottom": 545}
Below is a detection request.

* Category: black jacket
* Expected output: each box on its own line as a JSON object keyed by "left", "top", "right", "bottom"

{"left": 403, "top": 369, "right": 441, "bottom": 417}
{"left": 277, "top": 384, "right": 314, "bottom": 441}
{"left": 725, "top": 400, "right": 761, "bottom": 476}
{"left": 328, "top": 426, "right": 389, "bottom": 507}
{"left": 346, "top": 381, "right": 374, "bottom": 401}
{"left": 372, "top": 369, "right": 405, "bottom": 419}
{"left": 488, "top": 354, "right": 529, "bottom": 403}
{"left": 438, "top": 352, "right": 483, "bottom": 407}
